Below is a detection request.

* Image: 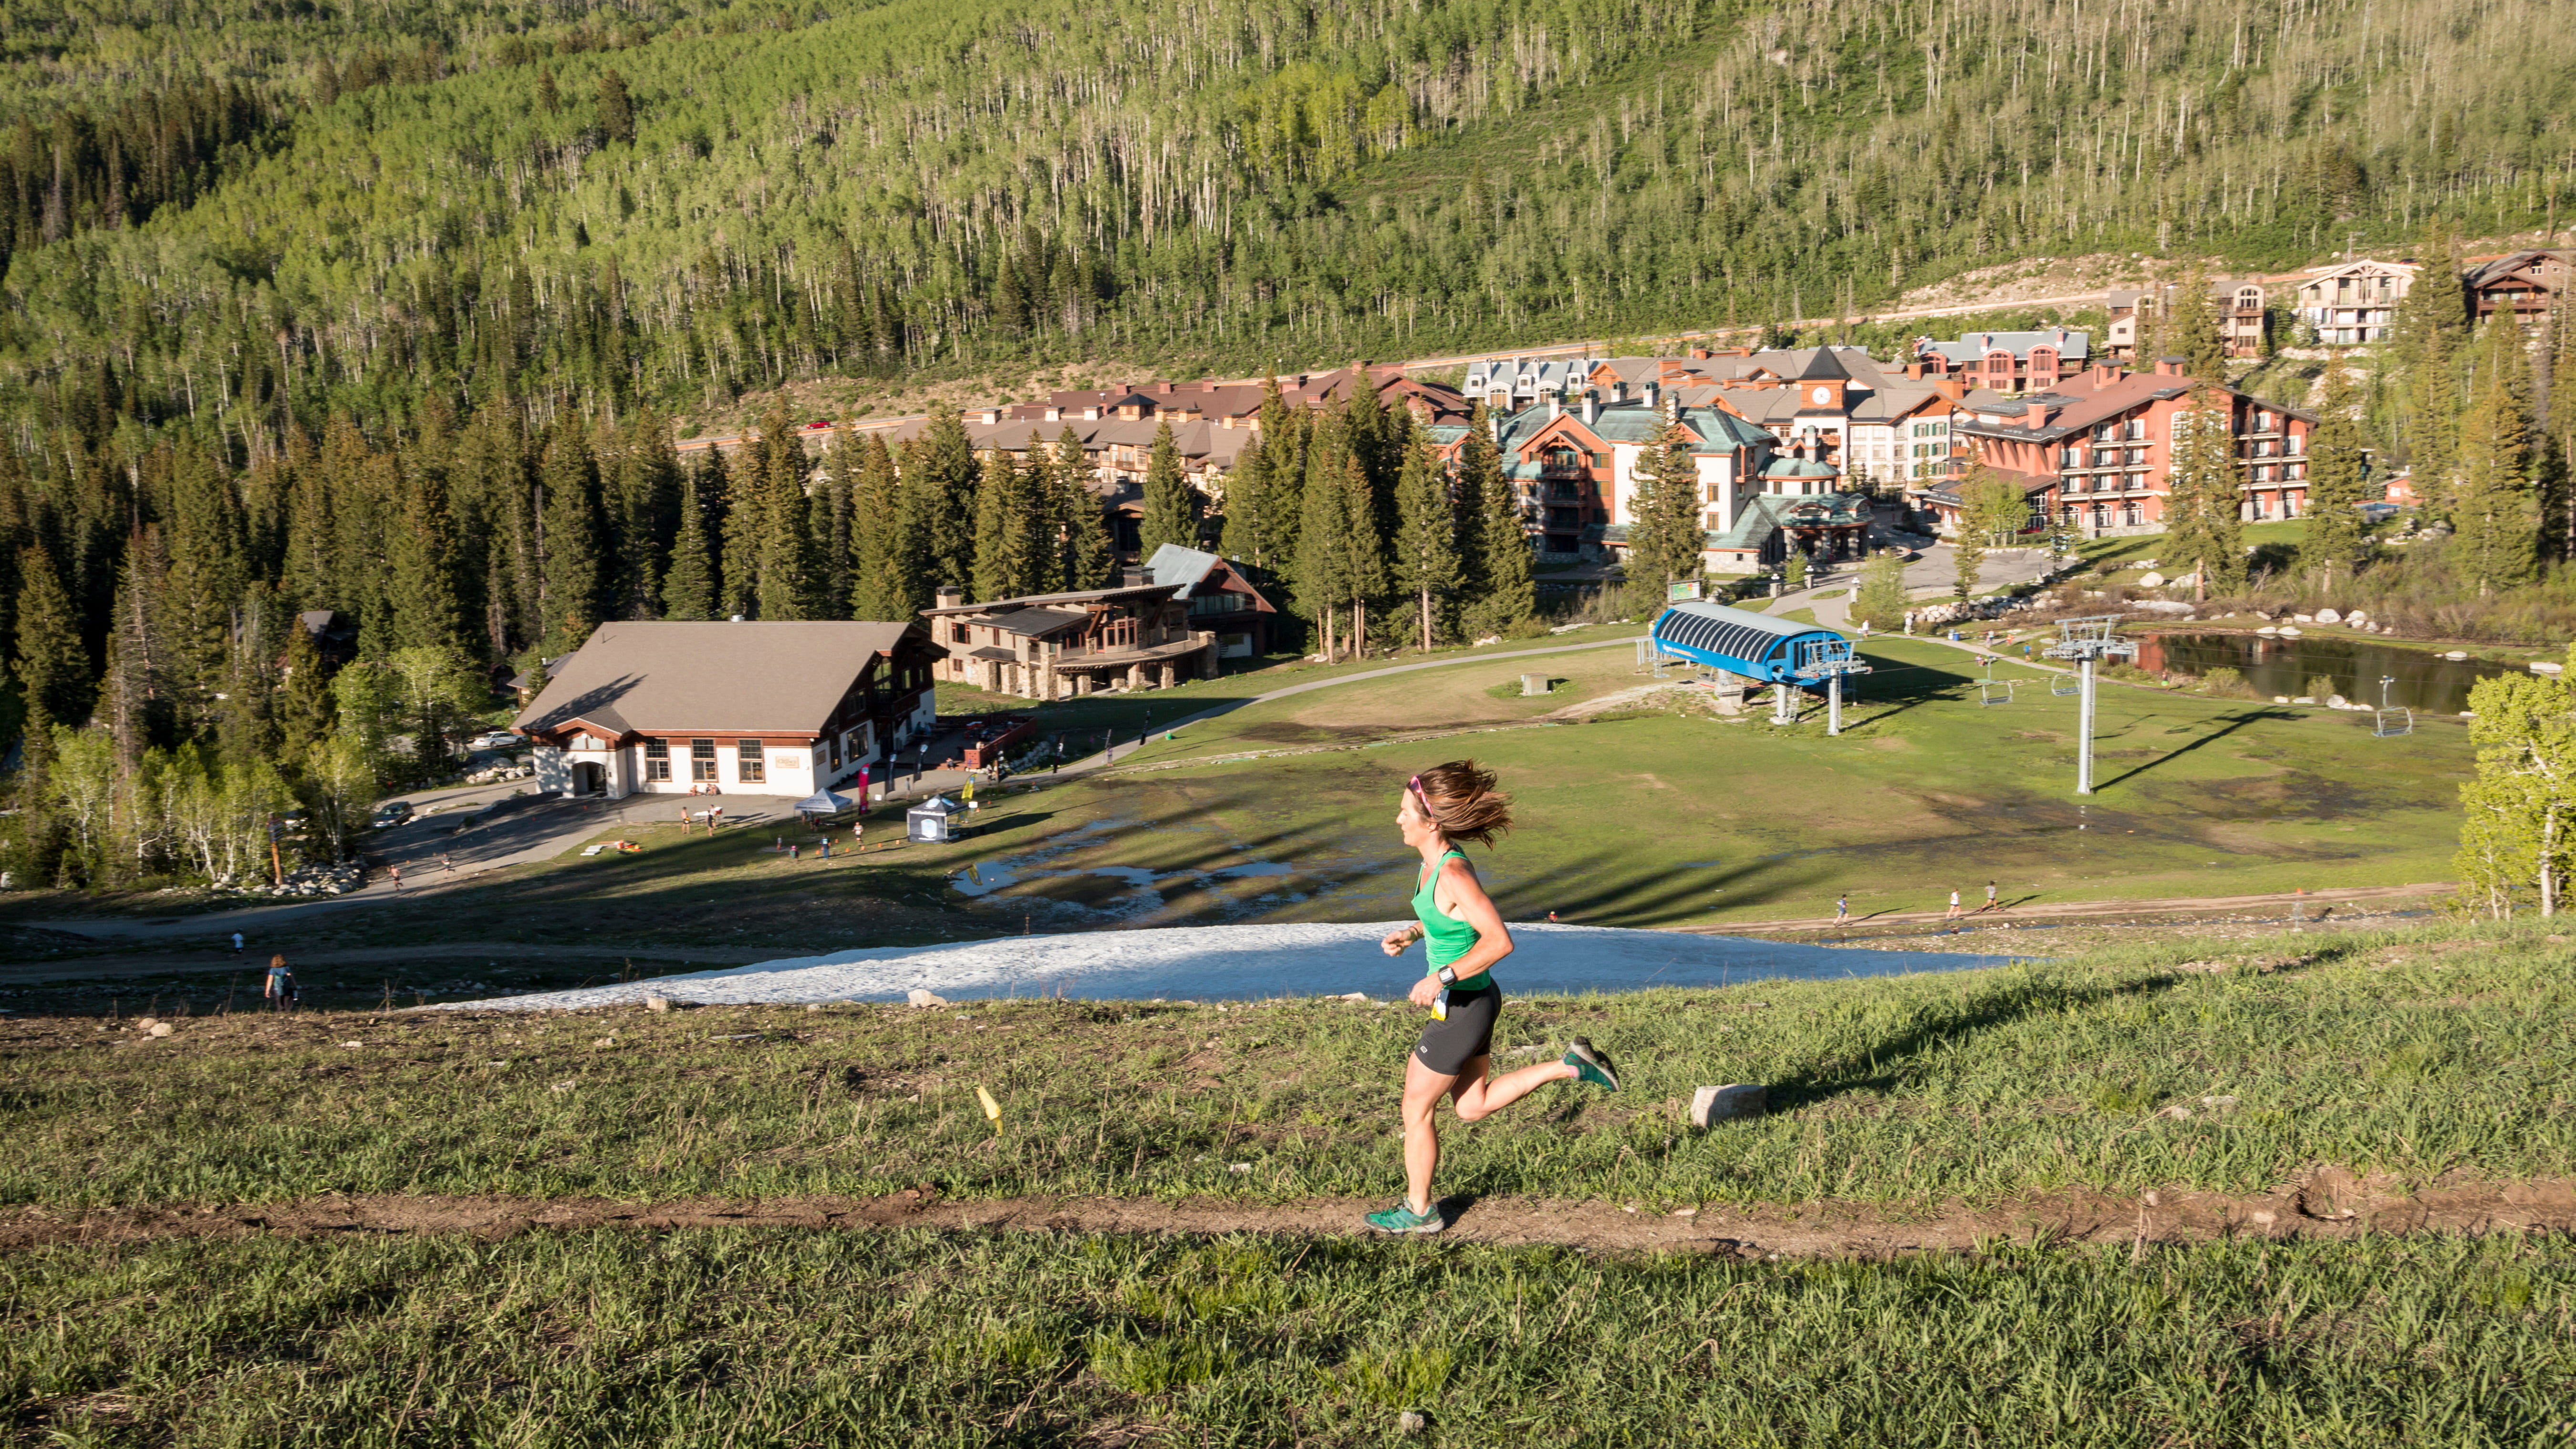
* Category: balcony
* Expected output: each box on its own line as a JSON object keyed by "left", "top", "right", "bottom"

{"left": 1537, "top": 460, "right": 1587, "bottom": 480}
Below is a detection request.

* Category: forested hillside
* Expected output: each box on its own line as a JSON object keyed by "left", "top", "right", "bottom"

{"left": 0, "top": 0, "right": 2572, "bottom": 891}
{"left": 3, "top": 0, "right": 2570, "bottom": 455}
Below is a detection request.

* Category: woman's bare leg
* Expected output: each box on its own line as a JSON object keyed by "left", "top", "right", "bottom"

{"left": 1400, "top": 1056, "right": 1462, "bottom": 1215}
{"left": 1454, "top": 1056, "right": 1577, "bottom": 1122}
{"left": 1402, "top": 1053, "right": 1581, "bottom": 1213}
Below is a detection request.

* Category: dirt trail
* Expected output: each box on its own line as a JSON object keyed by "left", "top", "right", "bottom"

{"left": 1689, "top": 882, "right": 2454, "bottom": 934}
{"left": 10, "top": 1169, "right": 2567, "bottom": 1258}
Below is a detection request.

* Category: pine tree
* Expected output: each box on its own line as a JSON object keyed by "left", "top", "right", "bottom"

{"left": 1338, "top": 456, "right": 1389, "bottom": 653}
{"left": 2392, "top": 218, "right": 2469, "bottom": 486}
{"left": 1462, "top": 407, "right": 1536, "bottom": 639}
{"left": 715, "top": 442, "right": 758, "bottom": 620}
{"left": 607, "top": 411, "right": 680, "bottom": 621}
{"left": 1218, "top": 433, "right": 1273, "bottom": 567}
{"left": 815, "top": 425, "right": 856, "bottom": 618}
{"left": 1054, "top": 428, "right": 1114, "bottom": 592}
{"left": 1294, "top": 443, "right": 1350, "bottom": 660}
{"left": 1254, "top": 377, "right": 1305, "bottom": 583}
{"left": 913, "top": 413, "right": 980, "bottom": 595}
{"left": 2301, "top": 355, "right": 2372, "bottom": 588}
{"left": 277, "top": 620, "right": 335, "bottom": 762}
{"left": 2161, "top": 386, "right": 2247, "bottom": 600}
{"left": 11, "top": 542, "right": 93, "bottom": 738}
{"left": 597, "top": 69, "right": 636, "bottom": 145}
{"left": 387, "top": 451, "right": 463, "bottom": 654}
{"left": 537, "top": 430, "right": 605, "bottom": 652}
{"left": 1392, "top": 434, "right": 1460, "bottom": 650}
{"left": 217, "top": 592, "right": 282, "bottom": 770}
{"left": 1946, "top": 527, "right": 1979, "bottom": 600}
{"left": 2449, "top": 318, "right": 2537, "bottom": 598}
{"left": 1019, "top": 435, "right": 1064, "bottom": 595}
{"left": 1627, "top": 420, "right": 1706, "bottom": 591}
{"left": 753, "top": 404, "right": 815, "bottom": 619}
{"left": 1137, "top": 420, "right": 1198, "bottom": 559}
{"left": 970, "top": 450, "right": 1014, "bottom": 602}
{"left": 661, "top": 462, "right": 718, "bottom": 620}
{"left": 2171, "top": 267, "right": 2229, "bottom": 383}
{"left": 849, "top": 433, "right": 911, "bottom": 617}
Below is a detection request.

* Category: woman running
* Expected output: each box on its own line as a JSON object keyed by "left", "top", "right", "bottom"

{"left": 1367, "top": 760, "right": 1619, "bottom": 1235}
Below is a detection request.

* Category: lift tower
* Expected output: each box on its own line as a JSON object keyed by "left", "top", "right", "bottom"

{"left": 2041, "top": 615, "right": 2137, "bottom": 795}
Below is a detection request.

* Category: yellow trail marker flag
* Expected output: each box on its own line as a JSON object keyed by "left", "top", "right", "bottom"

{"left": 976, "top": 1084, "right": 1004, "bottom": 1136}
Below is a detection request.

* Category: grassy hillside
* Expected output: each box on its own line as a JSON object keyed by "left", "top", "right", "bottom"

{"left": 3, "top": 0, "right": 2570, "bottom": 446}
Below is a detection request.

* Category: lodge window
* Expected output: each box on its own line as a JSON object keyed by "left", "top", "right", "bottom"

{"left": 737, "top": 739, "right": 766, "bottom": 784}
{"left": 691, "top": 739, "right": 717, "bottom": 782}
{"left": 644, "top": 739, "right": 671, "bottom": 782}
{"left": 950, "top": 624, "right": 968, "bottom": 644}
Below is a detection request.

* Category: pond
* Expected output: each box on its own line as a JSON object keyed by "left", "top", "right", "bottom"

{"left": 2134, "top": 632, "right": 2524, "bottom": 714}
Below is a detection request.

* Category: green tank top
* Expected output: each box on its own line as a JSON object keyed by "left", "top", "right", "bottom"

{"left": 1411, "top": 849, "right": 1491, "bottom": 990}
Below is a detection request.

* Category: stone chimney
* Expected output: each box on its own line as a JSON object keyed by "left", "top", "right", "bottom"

{"left": 1487, "top": 412, "right": 1503, "bottom": 442}
{"left": 1548, "top": 392, "right": 1563, "bottom": 421}
{"left": 1643, "top": 379, "right": 1661, "bottom": 410}
{"left": 1120, "top": 565, "right": 1148, "bottom": 588}
{"left": 1905, "top": 362, "right": 1925, "bottom": 380}
{"left": 1581, "top": 390, "right": 1600, "bottom": 425}
{"left": 2024, "top": 400, "right": 2052, "bottom": 428}
{"left": 2156, "top": 355, "right": 2187, "bottom": 377}
{"left": 935, "top": 586, "right": 963, "bottom": 609}
{"left": 2093, "top": 362, "right": 2121, "bottom": 386}
{"left": 1611, "top": 381, "right": 1628, "bottom": 403}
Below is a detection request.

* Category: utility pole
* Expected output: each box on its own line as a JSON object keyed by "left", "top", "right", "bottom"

{"left": 2042, "top": 615, "right": 2137, "bottom": 796}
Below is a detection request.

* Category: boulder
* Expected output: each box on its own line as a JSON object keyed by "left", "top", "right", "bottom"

{"left": 2316, "top": 608, "right": 2341, "bottom": 624}
{"left": 146, "top": 1022, "right": 174, "bottom": 1038}
{"left": 1690, "top": 1084, "right": 1767, "bottom": 1127}
{"left": 2346, "top": 610, "right": 2368, "bottom": 625}
{"left": 2279, "top": 626, "right": 2304, "bottom": 637}
{"left": 907, "top": 988, "right": 950, "bottom": 1008}
{"left": 645, "top": 996, "right": 672, "bottom": 1013}
{"left": 2294, "top": 613, "right": 2315, "bottom": 624}
{"left": 2137, "top": 571, "right": 2165, "bottom": 588}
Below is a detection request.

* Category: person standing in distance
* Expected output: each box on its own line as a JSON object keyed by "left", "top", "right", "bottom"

{"left": 1368, "top": 760, "right": 1619, "bottom": 1236}
{"left": 264, "top": 955, "right": 297, "bottom": 1012}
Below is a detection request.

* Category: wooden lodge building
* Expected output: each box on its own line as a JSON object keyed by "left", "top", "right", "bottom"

{"left": 513, "top": 621, "right": 944, "bottom": 799}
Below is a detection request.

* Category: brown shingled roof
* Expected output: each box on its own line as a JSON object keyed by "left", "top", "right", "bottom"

{"left": 512, "top": 621, "right": 927, "bottom": 738}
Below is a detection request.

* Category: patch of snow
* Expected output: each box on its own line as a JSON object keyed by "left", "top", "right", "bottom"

{"left": 443, "top": 923, "right": 2029, "bottom": 1011}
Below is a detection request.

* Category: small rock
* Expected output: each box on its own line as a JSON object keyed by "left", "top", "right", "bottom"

{"left": 2137, "top": 571, "right": 2164, "bottom": 588}
{"left": 907, "top": 989, "right": 949, "bottom": 1008}
{"left": 1227, "top": 1162, "right": 1251, "bottom": 1173}
{"left": 1690, "top": 1084, "right": 1767, "bottom": 1127}
{"left": 1338, "top": 991, "right": 1370, "bottom": 1002}
{"left": 645, "top": 996, "right": 672, "bottom": 1014}
{"left": 805, "top": 1003, "right": 825, "bottom": 1013}
{"left": 2144, "top": 1191, "right": 2162, "bottom": 1207}
{"left": 1397, "top": 1410, "right": 1428, "bottom": 1436}
{"left": 146, "top": 1022, "right": 174, "bottom": 1038}
{"left": 2200, "top": 1095, "right": 2238, "bottom": 1109}
{"left": 2249, "top": 1209, "right": 2277, "bottom": 1226}
{"left": 592, "top": 1036, "right": 616, "bottom": 1047}
{"left": 341, "top": 1040, "right": 364, "bottom": 1048}
{"left": 1671, "top": 1207, "right": 1699, "bottom": 1218}
{"left": 134, "top": 1017, "right": 161, "bottom": 1032}
{"left": 2293, "top": 613, "right": 2315, "bottom": 624}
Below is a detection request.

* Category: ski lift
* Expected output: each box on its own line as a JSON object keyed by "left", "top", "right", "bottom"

{"left": 1978, "top": 678, "right": 2018, "bottom": 706}
{"left": 2050, "top": 673, "right": 2081, "bottom": 697}
{"left": 2373, "top": 707, "right": 2414, "bottom": 738}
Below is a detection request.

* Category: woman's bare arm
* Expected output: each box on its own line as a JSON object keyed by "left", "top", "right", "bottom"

{"left": 1433, "top": 857, "right": 1514, "bottom": 979}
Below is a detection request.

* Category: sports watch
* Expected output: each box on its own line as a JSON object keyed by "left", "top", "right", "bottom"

{"left": 1435, "top": 966, "right": 1459, "bottom": 986}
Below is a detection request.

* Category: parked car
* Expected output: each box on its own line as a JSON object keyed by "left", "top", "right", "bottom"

{"left": 372, "top": 801, "right": 414, "bottom": 828}
{"left": 467, "top": 731, "right": 521, "bottom": 750}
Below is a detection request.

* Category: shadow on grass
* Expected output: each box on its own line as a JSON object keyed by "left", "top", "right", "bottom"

{"left": 1766, "top": 972, "right": 2181, "bottom": 1111}
{"left": 2094, "top": 708, "right": 2300, "bottom": 792}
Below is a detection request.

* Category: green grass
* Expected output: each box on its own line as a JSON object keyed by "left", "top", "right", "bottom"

{"left": 6, "top": 1226, "right": 2569, "bottom": 1446}
{"left": 2077, "top": 519, "right": 2313, "bottom": 573}
{"left": 10, "top": 923, "right": 2573, "bottom": 1212}
{"left": 996, "top": 635, "right": 2471, "bottom": 926}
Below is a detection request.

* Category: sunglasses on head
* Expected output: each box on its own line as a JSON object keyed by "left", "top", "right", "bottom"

{"left": 1408, "top": 775, "right": 1437, "bottom": 818}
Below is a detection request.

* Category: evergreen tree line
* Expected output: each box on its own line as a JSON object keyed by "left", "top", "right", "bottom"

{"left": 0, "top": 390, "right": 1146, "bottom": 888}
{"left": 3, "top": 0, "right": 2569, "bottom": 469}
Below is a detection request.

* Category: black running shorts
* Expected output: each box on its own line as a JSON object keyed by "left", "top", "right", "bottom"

{"left": 1412, "top": 983, "right": 1502, "bottom": 1075}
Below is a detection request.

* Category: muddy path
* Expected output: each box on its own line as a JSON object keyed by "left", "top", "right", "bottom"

{"left": 10, "top": 1168, "right": 2569, "bottom": 1258}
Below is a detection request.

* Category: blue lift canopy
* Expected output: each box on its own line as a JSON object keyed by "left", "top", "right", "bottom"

{"left": 1648, "top": 601, "right": 1859, "bottom": 685}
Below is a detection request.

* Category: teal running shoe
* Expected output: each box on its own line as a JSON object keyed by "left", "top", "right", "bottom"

{"left": 1564, "top": 1037, "right": 1620, "bottom": 1091}
{"left": 1364, "top": 1200, "right": 1445, "bottom": 1235}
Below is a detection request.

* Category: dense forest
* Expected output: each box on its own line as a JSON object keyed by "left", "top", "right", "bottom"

{"left": 0, "top": 0, "right": 2572, "bottom": 890}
